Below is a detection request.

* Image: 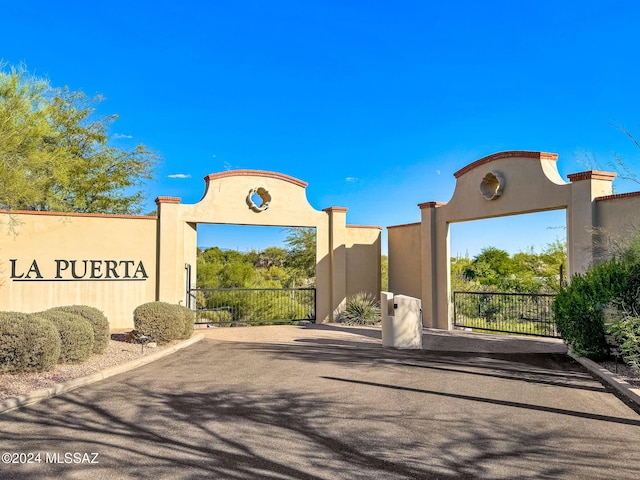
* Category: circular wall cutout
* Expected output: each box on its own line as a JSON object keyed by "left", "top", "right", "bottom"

{"left": 480, "top": 171, "right": 505, "bottom": 200}
{"left": 246, "top": 187, "right": 272, "bottom": 212}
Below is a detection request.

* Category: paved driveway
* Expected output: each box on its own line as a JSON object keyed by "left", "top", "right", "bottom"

{"left": 1, "top": 325, "right": 640, "bottom": 479}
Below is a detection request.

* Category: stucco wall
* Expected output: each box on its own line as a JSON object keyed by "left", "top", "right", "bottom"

{"left": 345, "top": 226, "right": 382, "bottom": 299}
{"left": 595, "top": 193, "right": 640, "bottom": 260}
{"left": 387, "top": 222, "right": 421, "bottom": 299}
{"left": 0, "top": 211, "right": 157, "bottom": 330}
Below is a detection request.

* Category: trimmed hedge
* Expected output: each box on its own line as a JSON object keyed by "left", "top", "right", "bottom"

{"left": 48, "top": 305, "right": 110, "bottom": 354}
{"left": 0, "top": 312, "right": 61, "bottom": 373}
{"left": 177, "top": 305, "right": 195, "bottom": 339}
{"left": 134, "top": 302, "right": 193, "bottom": 344}
{"left": 32, "top": 310, "right": 94, "bottom": 363}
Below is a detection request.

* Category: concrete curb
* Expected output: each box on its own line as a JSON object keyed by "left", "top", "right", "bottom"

{"left": 0, "top": 333, "right": 204, "bottom": 415}
{"left": 568, "top": 351, "right": 640, "bottom": 409}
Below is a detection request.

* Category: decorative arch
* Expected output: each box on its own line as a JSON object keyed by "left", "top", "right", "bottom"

{"left": 155, "top": 170, "right": 379, "bottom": 322}
{"left": 392, "top": 151, "right": 617, "bottom": 330}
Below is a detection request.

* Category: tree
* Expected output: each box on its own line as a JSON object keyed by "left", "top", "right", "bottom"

{"left": 0, "top": 64, "right": 157, "bottom": 214}
{"left": 463, "top": 247, "right": 514, "bottom": 287}
{"left": 381, "top": 254, "right": 388, "bottom": 292}
{"left": 255, "top": 247, "right": 288, "bottom": 268}
{"left": 578, "top": 124, "right": 640, "bottom": 188}
{"left": 454, "top": 241, "right": 566, "bottom": 294}
{"left": 285, "top": 228, "right": 316, "bottom": 281}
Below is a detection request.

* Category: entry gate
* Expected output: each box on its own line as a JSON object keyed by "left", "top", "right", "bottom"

{"left": 453, "top": 291, "right": 559, "bottom": 338}
{"left": 187, "top": 287, "right": 316, "bottom": 326}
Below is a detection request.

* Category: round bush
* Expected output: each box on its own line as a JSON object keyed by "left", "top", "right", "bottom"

{"left": 0, "top": 312, "right": 61, "bottom": 373}
{"left": 48, "top": 305, "right": 110, "bottom": 354}
{"left": 33, "top": 311, "right": 94, "bottom": 363}
{"left": 134, "top": 302, "right": 185, "bottom": 344}
{"left": 177, "top": 305, "right": 195, "bottom": 339}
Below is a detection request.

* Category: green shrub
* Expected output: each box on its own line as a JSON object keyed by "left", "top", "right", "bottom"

{"left": 133, "top": 302, "right": 185, "bottom": 344}
{"left": 198, "top": 309, "right": 233, "bottom": 326}
{"left": 340, "top": 292, "right": 381, "bottom": 325}
{"left": 48, "top": 305, "right": 110, "bottom": 354}
{"left": 0, "top": 312, "right": 61, "bottom": 373}
{"left": 177, "top": 305, "right": 195, "bottom": 339}
{"left": 607, "top": 316, "right": 640, "bottom": 370}
{"left": 554, "top": 274, "right": 609, "bottom": 359}
{"left": 32, "top": 310, "right": 94, "bottom": 363}
{"left": 553, "top": 257, "right": 631, "bottom": 359}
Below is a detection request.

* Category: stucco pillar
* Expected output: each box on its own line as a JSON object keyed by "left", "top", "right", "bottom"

{"left": 567, "top": 171, "right": 615, "bottom": 275}
{"left": 419, "top": 202, "right": 448, "bottom": 329}
{"left": 155, "top": 196, "right": 184, "bottom": 304}
{"left": 323, "top": 207, "right": 348, "bottom": 321}
{"left": 314, "top": 220, "right": 331, "bottom": 323}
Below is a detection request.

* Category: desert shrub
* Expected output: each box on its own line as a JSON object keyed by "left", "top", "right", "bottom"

{"left": 198, "top": 309, "right": 233, "bottom": 326}
{"left": 340, "top": 292, "right": 381, "bottom": 325}
{"left": 48, "top": 305, "right": 110, "bottom": 354}
{"left": 32, "top": 310, "right": 94, "bottom": 363}
{"left": 554, "top": 257, "right": 631, "bottom": 359}
{"left": 607, "top": 316, "right": 640, "bottom": 370}
{"left": 0, "top": 312, "right": 61, "bottom": 373}
{"left": 177, "top": 305, "right": 195, "bottom": 339}
{"left": 133, "top": 302, "right": 185, "bottom": 344}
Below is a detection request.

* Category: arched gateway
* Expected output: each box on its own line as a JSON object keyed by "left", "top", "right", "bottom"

{"left": 388, "top": 151, "right": 640, "bottom": 330}
{"left": 0, "top": 170, "right": 381, "bottom": 329}
{"left": 156, "top": 170, "right": 382, "bottom": 324}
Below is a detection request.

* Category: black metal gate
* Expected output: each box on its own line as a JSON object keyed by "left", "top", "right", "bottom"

{"left": 453, "top": 291, "right": 559, "bottom": 338}
{"left": 187, "top": 287, "right": 316, "bottom": 326}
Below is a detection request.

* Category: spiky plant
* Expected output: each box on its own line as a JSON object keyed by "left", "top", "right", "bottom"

{"left": 341, "top": 292, "right": 381, "bottom": 325}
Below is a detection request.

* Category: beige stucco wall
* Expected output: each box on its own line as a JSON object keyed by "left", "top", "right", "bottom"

{"left": 594, "top": 193, "right": 640, "bottom": 260}
{"left": 345, "top": 225, "right": 382, "bottom": 299}
{"left": 0, "top": 211, "right": 157, "bottom": 330}
{"left": 387, "top": 223, "right": 421, "bottom": 299}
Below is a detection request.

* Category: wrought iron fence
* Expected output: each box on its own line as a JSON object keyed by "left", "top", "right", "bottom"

{"left": 188, "top": 288, "right": 316, "bottom": 326}
{"left": 453, "top": 291, "right": 559, "bottom": 338}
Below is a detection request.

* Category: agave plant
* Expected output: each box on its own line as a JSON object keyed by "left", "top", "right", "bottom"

{"left": 341, "top": 292, "right": 381, "bottom": 325}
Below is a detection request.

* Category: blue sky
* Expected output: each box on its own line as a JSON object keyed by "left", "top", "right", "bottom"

{"left": 3, "top": 0, "right": 640, "bottom": 256}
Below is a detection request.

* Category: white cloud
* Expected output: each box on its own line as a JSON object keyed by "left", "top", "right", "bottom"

{"left": 345, "top": 177, "right": 358, "bottom": 183}
{"left": 112, "top": 133, "right": 133, "bottom": 139}
{"left": 167, "top": 173, "right": 191, "bottom": 179}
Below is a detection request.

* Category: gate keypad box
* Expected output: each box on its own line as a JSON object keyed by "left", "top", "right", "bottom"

{"left": 381, "top": 293, "right": 423, "bottom": 349}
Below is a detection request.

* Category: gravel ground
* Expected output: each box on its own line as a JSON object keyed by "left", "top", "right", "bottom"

{"left": 0, "top": 335, "right": 176, "bottom": 402}
{"left": 598, "top": 358, "right": 640, "bottom": 387}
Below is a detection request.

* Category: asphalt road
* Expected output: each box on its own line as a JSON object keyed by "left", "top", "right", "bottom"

{"left": 1, "top": 325, "right": 639, "bottom": 479}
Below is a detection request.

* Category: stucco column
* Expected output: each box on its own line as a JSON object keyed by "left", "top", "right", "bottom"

{"left": 314, "top": 220, "right": 331, "bottom": 323}
{"left": 323, "top": 207, "right": 348, "bottom": 321}
{"left": 419, "top": 201, "right": 448, "bottom": 329}
{"left": 155, "top": 196, "right": 184, "bottom": 304}
{"left": 567, "top": 171, "right": 615, "bottom": 275}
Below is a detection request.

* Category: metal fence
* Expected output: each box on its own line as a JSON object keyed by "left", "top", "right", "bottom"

{"left": 188, "top": 288, "right": 316, "bottom": 326}
{"left": 453, "top": 291, "right": 559, "bottom": 338}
